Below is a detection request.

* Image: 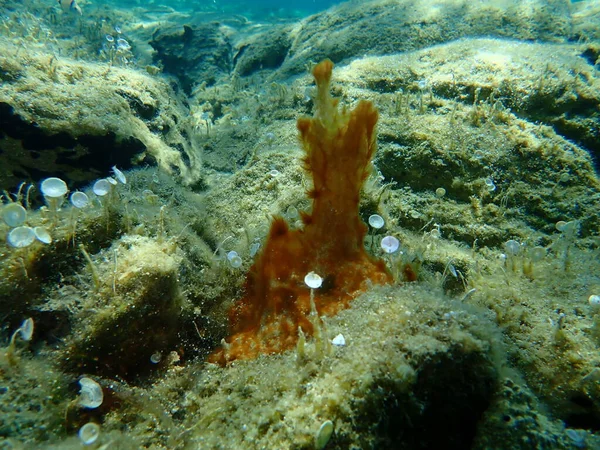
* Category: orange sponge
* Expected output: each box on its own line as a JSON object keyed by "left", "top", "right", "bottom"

{"left": 210, "top": 59, "right": 391, "bottom": 365}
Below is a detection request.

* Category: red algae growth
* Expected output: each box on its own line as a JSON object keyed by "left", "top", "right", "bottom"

{"left": 210, "top": 59, "right": 392, "bottom": 365}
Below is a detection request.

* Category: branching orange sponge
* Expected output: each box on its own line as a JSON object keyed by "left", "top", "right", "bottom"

{"left": 210, "top": 59, "right": 392, "bottom": 364}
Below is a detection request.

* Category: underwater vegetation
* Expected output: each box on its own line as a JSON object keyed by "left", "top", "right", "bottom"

{"left": 0, "top": 0, "right": 599, "bottom": 449}
{"left": 211, "top": 60, "right": 392, "bottom": 364}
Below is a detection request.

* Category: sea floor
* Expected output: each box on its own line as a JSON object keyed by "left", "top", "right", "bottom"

{"left": 0, "top": 0, "right": 599, "bottom": 448}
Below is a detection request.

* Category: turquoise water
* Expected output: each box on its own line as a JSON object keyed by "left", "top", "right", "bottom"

{"left": 104, "top": 0, "right": 342, "bottom": 18}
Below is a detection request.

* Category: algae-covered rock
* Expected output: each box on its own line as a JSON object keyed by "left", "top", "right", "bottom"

{"left": 176, "top": 283, "right": 500, "bottom": 449}
{"left": 0, "top": 37, "right": 201, "bottom": 192}
{"left": 201, "top": 37, "right": 600, "bottom": 249}
{"left": 0, "top": 168, "right": 216, "bottom": 382}
{"left": 470, "top": 245, "right": 600, "bottom": 439}
{"left": 472, "top": 378, "right": 597, "bottom": 450}
{"left": 150, "top": 21, "right": 234, "bottom": 94}
{"left": 232, "top": 24, "right": 293, "bottom": 76}
{"left": 0, "top": 349, "right": 71, "bottom": 444}
{"left": 256, "top": 0, "right": 575, "bottom": 78}
{"left": 330, "top": 38, "right": 600, "bottom": 243}
{"left": 0, "top": 201, "right": 124, "bottom": 321}
{"left": 61, "top": 236, "right": 184, "bottom": 380}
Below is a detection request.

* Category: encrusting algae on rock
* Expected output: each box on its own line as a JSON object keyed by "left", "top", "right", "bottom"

{"left": 210, "top": 59, "right": 392, "bottom": 364}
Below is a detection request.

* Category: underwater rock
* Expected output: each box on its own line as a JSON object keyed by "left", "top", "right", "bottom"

{"left": 335, "top": 39, "right": 600, "bottom": 241}
{"left": 233, "top": 24, "right": 292, "bottom": 76}
{"left": 0, "top": 346, "right": 71, "bottom": 444}
{"left": 150, "top": 22, "right": 233, "bottom": 94}
{"left": 269, "top": 0, "right": 576, "bottom": 78}
{"left": 202, "top": 39, "right": 599, "bottom": 249}
{"left": 0, "top": 206, "right": 123, "bottom": 323}
{"left": 61, "top": 236, "right": 185, "bottom": 380}
{"left": 0, "top": 38, "right": 200, "bottom": 193}
{"left": 184, "top": 283, "right": 500, "bottom": 449}
{"left": 471, "top": 378, "right": 596, "bottom": 450}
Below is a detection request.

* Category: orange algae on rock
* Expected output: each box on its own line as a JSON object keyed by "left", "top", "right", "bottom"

{"left": 210, "top": 59, "right": 392, "bottom": 365}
